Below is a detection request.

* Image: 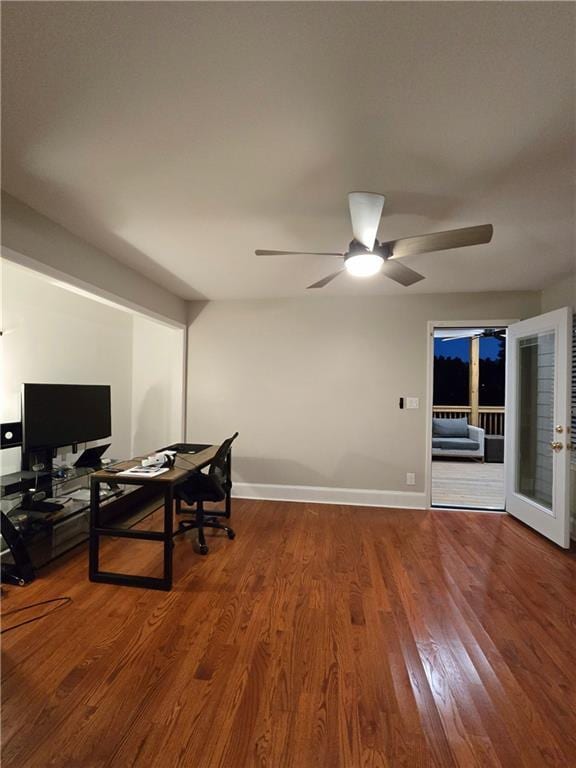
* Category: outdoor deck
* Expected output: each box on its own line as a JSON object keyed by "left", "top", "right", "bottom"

{"left": 432, "top": 460, "right": 505, "bottom": 510}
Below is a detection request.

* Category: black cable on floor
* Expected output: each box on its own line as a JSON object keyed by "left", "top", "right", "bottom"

{"left": 1, "top": 596, "right": 72, "bottom": 634}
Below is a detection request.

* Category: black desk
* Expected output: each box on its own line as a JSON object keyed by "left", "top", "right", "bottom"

{"left": 89, "top": 445, "right": 220, "bottom": 591}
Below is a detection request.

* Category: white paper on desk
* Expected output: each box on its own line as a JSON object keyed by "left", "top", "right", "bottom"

{"left": 117, "top": 466, "right": 170, "bottom": 478}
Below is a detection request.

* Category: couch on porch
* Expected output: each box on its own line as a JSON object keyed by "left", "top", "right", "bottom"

{"left": 432, "top": 417, "right": 485, "bottom": 460}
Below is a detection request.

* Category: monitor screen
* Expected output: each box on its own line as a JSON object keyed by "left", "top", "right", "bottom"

{"left": 22, "top": 384, "right": 111, "bottom": 450}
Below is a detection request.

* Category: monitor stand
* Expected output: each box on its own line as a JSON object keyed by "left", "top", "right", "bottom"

{"left": 21, "top": 446, "right": 56, "bottom": 472}
{"left": 20, "top": 447, "right": 56, "bottom": 497}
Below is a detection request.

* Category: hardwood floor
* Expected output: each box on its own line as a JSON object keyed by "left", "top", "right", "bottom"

{"left": 432, "top": 460, "right": 505, "bottom": 509}
{"left": 2, "top": 500, "right": 575, "bottom": 767}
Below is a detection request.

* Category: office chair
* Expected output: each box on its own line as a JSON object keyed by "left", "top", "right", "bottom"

{"left": 174, "top": 432, "right": 238, "bottom": 555}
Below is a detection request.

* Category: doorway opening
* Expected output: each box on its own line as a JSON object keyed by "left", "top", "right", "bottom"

{"left": 430, "top": 325, "right": 507, "bottom": 511}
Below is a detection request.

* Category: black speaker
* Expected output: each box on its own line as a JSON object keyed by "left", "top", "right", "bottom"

{"left": 1, "top": 422, "right": 22, "bottom": 449}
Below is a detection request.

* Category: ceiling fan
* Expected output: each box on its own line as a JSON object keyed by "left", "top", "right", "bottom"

{"left": 437, "top": 328, "right": 506, "bottom": 343}
{"left": 255, "top": 192, "right": 493, "bottom": 289}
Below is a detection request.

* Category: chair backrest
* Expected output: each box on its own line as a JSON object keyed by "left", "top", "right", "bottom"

{"left": 208, "top": 432, "right": 239, "bottom": 493}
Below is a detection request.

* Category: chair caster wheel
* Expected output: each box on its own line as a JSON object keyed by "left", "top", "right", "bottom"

{"left": 199, "top": 544, "right": 209, "bottom": 555}
{"left": 227, "top": 530, "right": 236, "bottom": 540}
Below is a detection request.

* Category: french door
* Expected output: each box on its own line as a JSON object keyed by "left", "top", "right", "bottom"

{"left": 505, "top": 307, "right": 572, "bottom": 548}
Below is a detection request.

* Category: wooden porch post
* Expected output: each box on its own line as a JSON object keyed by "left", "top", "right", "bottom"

{"left": 469, "top": 336, "right": 480, "bottom": 426}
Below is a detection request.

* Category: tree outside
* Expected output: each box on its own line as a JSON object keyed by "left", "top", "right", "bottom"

{"left": 434, "top": 334, "right": 505, "bottom": 406}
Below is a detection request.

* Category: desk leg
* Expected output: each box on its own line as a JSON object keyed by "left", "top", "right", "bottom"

{"left": 163, "top": 486, "right": 174, "bottom": 589}
{"left": 89, "top": 479, "right": 173, "bottom": 591}
{"left": 89, "top": 479, "right": 101, "bottom": 582}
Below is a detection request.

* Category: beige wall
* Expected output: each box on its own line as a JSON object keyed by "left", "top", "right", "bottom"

{"left": 131, "top": 315, "right": 184, "bottom": 455}
{"left": 0, "top": 261, "right": 133, "bottom": 474}
{"left": 540, "top": 272, "right": 576, "bottom": 313}
{"left": 1, "top": 261, "right": 186, "bottom": 479}
{"left": 187, "top": 291, "right": 539, "bottom": 495}
{"left": 1, "top": 192, "right": 187, "bottom": 326}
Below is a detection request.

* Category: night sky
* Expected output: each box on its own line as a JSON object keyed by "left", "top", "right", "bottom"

{"left": 434, "top": 335, "right": 503, "bottom": 361}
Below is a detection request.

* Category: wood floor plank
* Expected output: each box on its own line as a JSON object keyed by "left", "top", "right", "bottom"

{"left": 1, "top": 501, "right": 575, "bottom": 767}
{"left": 432, "top": 461, "right": 505, "bottom": 509}
{"left": 425, "top": 515, "right": 574, "bottom": 767}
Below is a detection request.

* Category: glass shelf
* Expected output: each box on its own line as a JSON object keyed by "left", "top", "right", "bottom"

{"left": 0, "top": 464, "right": 139, "bottom": 569}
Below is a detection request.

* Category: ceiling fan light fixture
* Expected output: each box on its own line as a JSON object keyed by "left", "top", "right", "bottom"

{"left": 345, "top": 251, "right": 384, "bottom": 277}
{"left": 256, "top": 192, "right": 492, "bottom": 290}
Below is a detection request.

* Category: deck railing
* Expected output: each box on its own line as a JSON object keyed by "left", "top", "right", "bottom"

{"left": 433, "top": 406, "right": 505, "bottom": 435}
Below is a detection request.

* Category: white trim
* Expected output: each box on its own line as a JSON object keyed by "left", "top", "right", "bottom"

{"left": 232, "top": 483, "right": 506, "bottom": 514}
{"left": 181, "top": 324, "right": 189, "bottom": 444}
{"left": 429, "top": 506, "right": 505, "bottom": 515}
{"left": 425, "top": 318, "right": 518, "bottom": 511}
{"left": 428, "top": 319, "right": 519, "bottom": 329}
{"left": 232, "top": 482, "right": 427, "bottom": 509}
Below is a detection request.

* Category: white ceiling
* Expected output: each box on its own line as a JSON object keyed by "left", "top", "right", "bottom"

{"left": 2, "top": 2, "right": 574, "bottom": 300}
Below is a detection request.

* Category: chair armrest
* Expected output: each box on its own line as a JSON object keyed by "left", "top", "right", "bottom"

{"left": 468, "top": 425, "right": 485, "bottom": 449}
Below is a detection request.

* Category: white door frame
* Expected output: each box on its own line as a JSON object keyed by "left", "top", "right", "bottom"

{"left": 425, "top": 318, "right": 519, "bottom": 510}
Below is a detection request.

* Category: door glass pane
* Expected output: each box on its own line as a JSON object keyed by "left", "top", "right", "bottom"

{"left": 516, "top": 332, "right": 554, "bottom": 511}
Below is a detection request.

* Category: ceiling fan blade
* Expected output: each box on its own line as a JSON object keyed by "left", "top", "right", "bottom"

{"left": 348, "top": 192, "right": 385, "bottom": 250}
{"left": 255, "top": 249, "right": 342, "bottom": 257}
{"left": 442, "top": 334, "right": 480, "bottom": 342}
{"left": 307, "top": 269, "right": 344, "bottom": 289}
{"left": 380, "top": 260, "right": 425, "bottom": 287}
{"left": 437, "top": 328, "right": 484, "bottom": 341}
{"left": 437, "top": 327, "right": 506, "bottom": 342}
{"left": 385, "top": 224, "right": 493, "bottom": 260}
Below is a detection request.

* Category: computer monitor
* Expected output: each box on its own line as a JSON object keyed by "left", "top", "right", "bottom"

{"left": 22, "top": 383, "right": 111, "bottom": 451}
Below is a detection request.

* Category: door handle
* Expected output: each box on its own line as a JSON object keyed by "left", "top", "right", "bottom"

{"left": 549, "top": 441, "right": 563, "bottom": 452}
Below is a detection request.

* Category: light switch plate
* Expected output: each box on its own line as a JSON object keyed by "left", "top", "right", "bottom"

{"left": 406, "top": 397, "right": 419, "bottom": 409}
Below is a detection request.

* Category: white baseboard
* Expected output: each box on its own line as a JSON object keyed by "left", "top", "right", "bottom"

{"left": 232, "top": 482, "right": 427, "bottom": 509}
